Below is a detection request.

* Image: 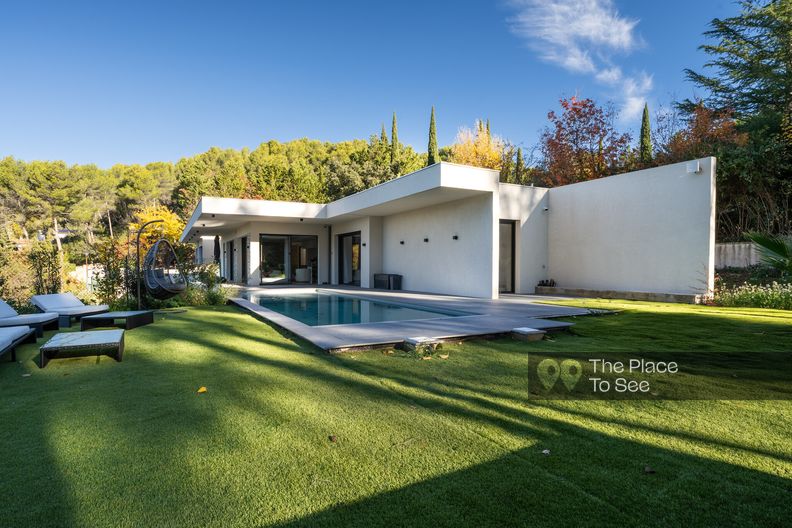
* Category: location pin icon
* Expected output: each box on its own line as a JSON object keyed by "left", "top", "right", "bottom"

{"left": 537, "top": 359, "right": 560, "bottom": 390}
{"left": 560, "top": 359, "right": 583, "bottom": 391}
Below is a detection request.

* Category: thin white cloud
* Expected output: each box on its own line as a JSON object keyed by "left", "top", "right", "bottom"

{"left": 508, "top": 0, "right": 652, "bottom": 121}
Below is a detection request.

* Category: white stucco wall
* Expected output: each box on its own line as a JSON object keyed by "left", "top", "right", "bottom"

{"left": 499, "top": 184, "right": 550, "bottom": 293}
{"left": 381, "top": 194, "right": 497, "bottom": 298}
{"left": 195, "top": 236, "right": 215, "bottom": 265}
{"left": 546, "top": 157, "right": 716, "bottom": 295}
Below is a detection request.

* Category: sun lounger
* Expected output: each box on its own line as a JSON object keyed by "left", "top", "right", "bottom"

{"left": 0, "top": 299, "right": 59, "bottom": 337}
{"left": 30, "top": 293, "right": 109, "bottom": 328}
{"left": 0, "top": 326, "right": 36, "bottom": 362}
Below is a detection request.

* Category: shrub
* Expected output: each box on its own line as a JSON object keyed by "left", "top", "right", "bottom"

{"left": 744, "top": 232, "right": 792, "bottom": 279}
{"left": 91, "top": 237, "right": 128, "bottom": 306}
{"left": 714, "top": 282, "right": 792, "bottom": 310}
{"left": 28, "top": 241, "right": 61, "bottom": 294}
{"left": 0, "top": 241, "right": 35, "bottom": 311}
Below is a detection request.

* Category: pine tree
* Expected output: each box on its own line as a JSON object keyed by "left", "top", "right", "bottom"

{"left": 427, "top": 106, "right": 439, "bottom": 166}
{"left": 390, "top": 112, "right": 399, "bottom": 163}
{"left": 380, "top": 123, "right": 388, "bottom": 144}
{"left": 515, "top": 147, "right": 524, "bottom": 184}
{"left": 639, "top": 103, "right": 652, "bottom": 165}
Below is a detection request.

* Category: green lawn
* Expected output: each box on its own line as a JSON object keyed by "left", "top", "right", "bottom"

{"left": 1, "top": 301, "right": 791, "bottom": 527}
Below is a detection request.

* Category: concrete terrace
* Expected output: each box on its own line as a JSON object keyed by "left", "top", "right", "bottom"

{"left": 229, "top": 287, "right": 593, "bottom": 352}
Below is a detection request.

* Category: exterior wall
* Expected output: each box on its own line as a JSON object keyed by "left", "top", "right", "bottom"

{"left": 381, "top": 194, "right": 497, "bottom": 298}
{"left": 715, "top": 242, "right": 760, "bottom": 269}
{"left": 546, "top": 157, "right": 716, "bottom": 295}
{"left": 499, "top": 184, "right": 550, "bottom": 293}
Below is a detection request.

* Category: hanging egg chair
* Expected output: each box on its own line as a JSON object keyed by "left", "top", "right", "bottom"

{"left": 142, "top": 239, "right": 188, "bottom": 300}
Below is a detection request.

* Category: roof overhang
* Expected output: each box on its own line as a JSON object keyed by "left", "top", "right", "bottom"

{"left": 180, "top": 162, "right": 500, "bottom": 242}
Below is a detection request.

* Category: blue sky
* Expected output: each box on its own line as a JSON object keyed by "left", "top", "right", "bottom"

{"left": 0, "top": 0, "right": 738, "bottom": 167}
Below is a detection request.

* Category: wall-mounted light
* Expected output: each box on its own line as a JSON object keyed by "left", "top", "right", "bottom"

{"left": 400, "top": 240, "right": 405, "bottom": 245}
{"left": 423, "top": 238, "right": 429, "bottom": 243}
{"left": 543, "top": 207, "right": 549, "bottom": 212}
{"left": 452, "top": 235, "right": 459, "bottom": 240}
{"left": 300, "top": 218, "right": 304, "bottom": 222}
{"left": 686, "top": 161, "right": 702, "bottom": 174}
{"left": 362, "top": 242, "right": 367, "bottom": 247}
{"left": 211, "top": 214, "right": 216, "bottom": 218}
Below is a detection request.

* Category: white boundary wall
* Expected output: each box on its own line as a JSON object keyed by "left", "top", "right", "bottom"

{"left": 545, "top": 158, "right": 716, "bottom": 295}
{"left": 715, "top": 242, "right": 760, "bottom": 269}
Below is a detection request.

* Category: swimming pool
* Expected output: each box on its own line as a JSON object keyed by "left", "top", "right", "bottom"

{"left": 246, "top": 291, "right": 470, "bottom": 326}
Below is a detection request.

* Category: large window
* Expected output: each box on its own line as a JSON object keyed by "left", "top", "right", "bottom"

{"left": 260, "top": 234, "right": 318, "bottom": 285}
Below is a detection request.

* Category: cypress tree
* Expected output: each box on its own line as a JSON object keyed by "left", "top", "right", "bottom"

{"left": 380, "top": 123, "right": 388, "bottom": 144}
{"left": 515, "top": 147, "right": 524, "bottom": 184}
{"left": 390, "top": 112, "right": 399, "bottom": 163}
{"left": 427, "top": 106, "right": 439, "bottom": 166}
{"left": 640, "top": 103, "right": 652, "bottom": 165}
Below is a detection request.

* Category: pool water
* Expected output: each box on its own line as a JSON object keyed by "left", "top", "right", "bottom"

{"left": 248, "top": 292, "right": 468, "bottom": 326}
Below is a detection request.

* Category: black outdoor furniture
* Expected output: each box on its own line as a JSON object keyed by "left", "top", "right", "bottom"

{"left": 373, "top": 273, "right": 403, "bottom": 290}
{"left": 0, "top": 326, "right": 36, "bottom": 362}
{"left": 39, "top": 329, "right": 124, "bottom": 368}
{"left": 143, "top": 240, "right": 188, "bottom": 300}
{"left": 80, "top": 310, "right": 154, "bottom": 331}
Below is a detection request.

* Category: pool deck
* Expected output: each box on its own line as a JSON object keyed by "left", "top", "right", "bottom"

{"left": 229, "top": 287, "right": 594, "bottom": 353}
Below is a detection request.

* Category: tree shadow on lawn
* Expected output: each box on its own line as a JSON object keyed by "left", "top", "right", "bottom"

{"left": 222, "top": 308, "right": 792, "bottom": 462}
{"left": 1, "top": 306, "right": 789, "bottom": 527}
{"left": 186, "top": 328, "right": 792, "bottom": 526}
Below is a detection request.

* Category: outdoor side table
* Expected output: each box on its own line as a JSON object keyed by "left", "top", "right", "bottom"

{"left": 80, "top": 310, "right": 154, "bottom": 331}
{"left": 39, "top": 329, "right": 125, "bottom": 368}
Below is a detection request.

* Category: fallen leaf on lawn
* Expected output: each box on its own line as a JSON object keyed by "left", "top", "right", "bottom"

{"left": 439, "top": 354, "right": 449, "bottom": 360}
{"left": 328, "top": 435, "right": 337, "bottom": 443}
{"left": 197, "top": 386, "right": 207, "bottom": 394}
{"left": 542, "top": 449, "right": 551, "bottom": 456}
{"left": 21, "top": 373, "right": 31, "bottom": 378}
{"left": 421, "top": 356, "right": 432, "bottom": 360}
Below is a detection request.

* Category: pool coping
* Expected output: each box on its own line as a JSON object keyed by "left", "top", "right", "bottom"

{"left": 229, "top": 287, "right": 594, "bottom": 353}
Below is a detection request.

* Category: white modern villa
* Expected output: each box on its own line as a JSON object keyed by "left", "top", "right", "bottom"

{"left": 180, "top": 158, "right": 716, "bottom": 302}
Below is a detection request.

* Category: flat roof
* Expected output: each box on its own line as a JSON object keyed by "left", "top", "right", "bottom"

{"left": 180, "top": 162, "right": 500, "bottom": 241}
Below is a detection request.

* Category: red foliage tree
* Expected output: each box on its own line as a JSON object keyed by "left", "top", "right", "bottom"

{"left": 539, "top": 97, "right": 632, "bottom": 186}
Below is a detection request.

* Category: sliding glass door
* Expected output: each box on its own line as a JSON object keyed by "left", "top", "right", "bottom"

{"left": 260, "top": 234, "right": 318, "bottom": 285}
{"left": 338, "top": 231, "right": 361, "bottom": 286}
{"left": 289, "top": 235, "right": 318, "bottom": 284}
{"left": 260, "top": 235, "right": 288, "bottom": 284}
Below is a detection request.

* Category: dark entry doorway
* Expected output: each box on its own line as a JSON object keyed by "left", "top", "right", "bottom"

{"left": 499, "top": 220, "right": 515, "bottom": 293}
{"left": 338, "top": 231, "right": 361, "bottom": 286}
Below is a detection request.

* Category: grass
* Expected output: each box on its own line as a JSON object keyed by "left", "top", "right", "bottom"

{"left": 1, "top": 300, "right": 791, "bottom": 527}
